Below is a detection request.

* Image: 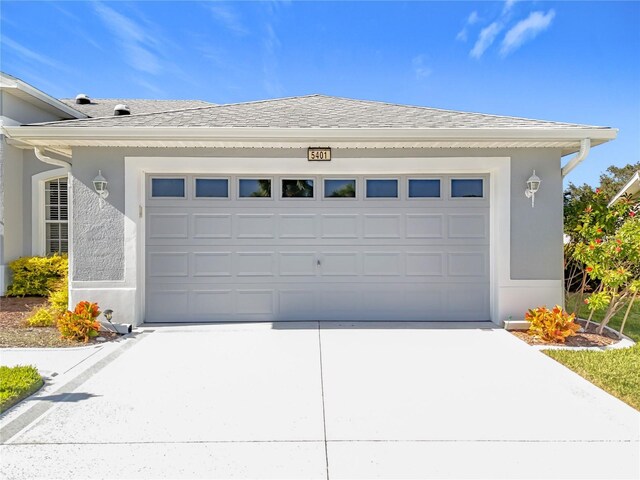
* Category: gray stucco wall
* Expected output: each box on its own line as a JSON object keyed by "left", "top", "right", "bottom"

{"left": 69, "top": 146, "right": 563, "bottom": 283}
{"left": 70, "top": 154, "right": 124, "bottom": 281}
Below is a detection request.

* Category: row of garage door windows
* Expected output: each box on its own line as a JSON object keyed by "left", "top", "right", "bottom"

{"left": 150, "top": 177, "right": 484, "bottom": 200}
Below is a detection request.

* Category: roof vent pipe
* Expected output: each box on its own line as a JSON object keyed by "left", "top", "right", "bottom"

{"left": 34, "top": 147, "right": 71, "bottom": 171}
{"left": 75, "top": 93, "right": 91, "bottom": 104}
{"left": 114, "top": 104, "right": 130, "bottom": 116}
{"left": 562, "top": 138, "right": 591, "bottom": 178}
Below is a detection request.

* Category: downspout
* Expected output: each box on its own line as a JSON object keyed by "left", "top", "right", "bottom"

{"left": 34, "top": 147, "right": 71, "bottom": 171}
{"left": 561, "top": 138, "right": 591, "bottom": 177}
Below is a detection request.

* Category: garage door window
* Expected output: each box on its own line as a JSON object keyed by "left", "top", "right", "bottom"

{"left": 324, "top": 179, "right": 356, "bottom": 198}
{"left": 282, "top": 179, "right": 314, "bottom": 198}
{"left": 451, "top": 179, "right": 483, "bottom": 198}
{"left": 195, "top": 178, "right": 229, "bottom": 198}
{"left": 409, "top": 179, "right": 440, "bottom": 198}
{"left": 366, "top": 179, "right": 398, "bottom": 198}
{"left": 152, "top": 178, "right": 185, "bottom": 198}
{"left": 239, "top": 179, "right": 272, "bottom": 198}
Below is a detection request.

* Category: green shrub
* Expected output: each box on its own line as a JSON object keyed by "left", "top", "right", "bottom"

{"left": 6, "top": 255, "right": 68, "bottom": 297}
{"left": 25, "top": 307, "right": 56, "bottom": 327}
{"left": 0, "top": 365, "right": 43, "bottom": 413}
{"left": 58, "top": 301, "right": 101, "bottom": 342}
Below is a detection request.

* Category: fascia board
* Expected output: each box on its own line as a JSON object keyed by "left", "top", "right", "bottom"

{"left": 3, "top": 126, "right": 618, "bottom": 143}
{"left": 608, "top": 171, "right": 640, "bottom": 206}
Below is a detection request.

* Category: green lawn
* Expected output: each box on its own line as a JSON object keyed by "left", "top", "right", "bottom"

{"left": 542, "top": 292, "right": 640, "bottom": 412}
{"left": 0, "top": 365, "right": 43, "bottom": 413}
{"left": 545, "top": 345, "right": 640, "bottom": 411}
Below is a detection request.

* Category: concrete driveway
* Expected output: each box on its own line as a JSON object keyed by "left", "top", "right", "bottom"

{"left": 1, "top": 322, "right": 639, "bottom": 479}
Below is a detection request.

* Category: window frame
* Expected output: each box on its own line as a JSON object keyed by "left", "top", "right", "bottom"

{"left": 323, "top": 178, "right": 358, "bottom": 200}
{"left": 149, "top": 176, "right": 187, "bottom": 199}
{"left": 193, "top": 177, "right": 230, "bottom": 200}
{"left": 237, "top": 177, "right": 274, "bottom": 200}
{"left": 364, "top": 178, "right": 400, "bottom": 200}
{"left": 32, "top": 169, "right": 70, "bottom": 256}
{"left": 450, "top": 178, "right": 485, "bottom": 200}
{"left": 280, "top": 178, "right": 316, "bottom": 200}
{"left": 406, "top": 177, "right": 443, "bottom": 200}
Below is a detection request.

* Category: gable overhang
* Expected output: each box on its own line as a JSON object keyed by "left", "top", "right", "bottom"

{"left": 608, "top": 171, "right": 640, "bottom": 207}
{"left": 0, "top": 74, "right": 88, "bottom": 120}
{"left": 2, "top": 126, "right": 617, "bottom": 158}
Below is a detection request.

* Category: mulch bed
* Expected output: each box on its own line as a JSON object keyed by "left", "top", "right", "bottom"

{"left": 510, "top": 319, "right": 620, "bottom": 347}
{"left": 0, "top": 296, "right": 120, "bottom": 348}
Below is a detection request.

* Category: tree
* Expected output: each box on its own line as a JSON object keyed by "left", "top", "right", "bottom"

{"left": 572, "top": 192, "right": 639, "bottom": 335}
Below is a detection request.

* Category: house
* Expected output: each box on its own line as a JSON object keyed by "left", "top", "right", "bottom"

{"left": 608, "top": 171, "right": 640, "bottom": 206}
{"left": 0, "top": 72, "right": 617, "bottom": 325}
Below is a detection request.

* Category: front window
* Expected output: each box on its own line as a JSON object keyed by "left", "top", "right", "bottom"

{"left": 45, "top": 178, "right": 68, "bottom": 254}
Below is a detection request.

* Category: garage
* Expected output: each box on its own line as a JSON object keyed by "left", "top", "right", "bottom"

{"left": 145, "top": 173, "right": 489, "bottom": 322}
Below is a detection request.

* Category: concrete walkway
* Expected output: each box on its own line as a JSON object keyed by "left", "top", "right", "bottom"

{"left": 1, "top": 322, "right": 638, "bottom": 479}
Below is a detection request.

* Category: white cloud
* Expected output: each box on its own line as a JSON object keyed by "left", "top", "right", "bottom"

{"left": 456, "top": 10, "right": 480, "bottom": 42}
{"left": 209, "top": 4, "right": 248, "bottom": 36}
{"left": 500, "top": 9, "right": 556, "bottom": 56}
{"left": 412, "top": 55, "right": 432, "bottom": 80}
{"left": 93, "top": 2, "right": 162, "bottom": 74}
{"left": 0, "top": 35, "right": 68, "bottom": 70}
{"left": 502, "top": 0, "right": 517, "bottom": 15}
{"left": 470, "top": 22, "right": 502, "bottom": 59}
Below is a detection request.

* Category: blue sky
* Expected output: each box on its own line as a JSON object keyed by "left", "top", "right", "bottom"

{"left": 1, "top": 1, "right": 638, "bottom": 187}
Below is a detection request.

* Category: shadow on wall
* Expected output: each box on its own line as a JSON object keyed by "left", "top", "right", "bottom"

{"left": 72, "top": 177, "right": 124, "bottom": 282}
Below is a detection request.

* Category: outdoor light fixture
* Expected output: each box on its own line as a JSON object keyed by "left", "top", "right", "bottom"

{"left": 93, "top": 170, "right": 109, "bottom": 199}
{"left": 103, "top": 309, "right": 114, "bottom": 321}
{"left": 525, "top": 170, "right": 541, "bottom": 208}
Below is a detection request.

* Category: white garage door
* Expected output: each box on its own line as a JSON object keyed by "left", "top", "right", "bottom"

{"left": 145, "top": 174, "right": 490, "bottom": 322}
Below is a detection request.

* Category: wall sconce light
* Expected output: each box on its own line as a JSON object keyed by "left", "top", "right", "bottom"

{"left": 93, "top": 170, "right": 109, "bottom": 199}
{"left": 525, "top": 170, "right": 541, "bottom": 208}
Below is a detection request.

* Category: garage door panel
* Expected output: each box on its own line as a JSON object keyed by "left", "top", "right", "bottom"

{"left": 448, "top": 213, "right": 488, "bottom": 239}
{"left": 321, "top": 252, "right": 360, "bottom": 276}
{"left": 279, "top": 252, "right": 317, "bottom": 276}
{"left": 278, "top": 290, "right": 317, "bottom": 319}
{"left": 405, "top": 252, "right": 444, "bottom": 276}
{"left": 146, "top": 290, "right": 189, "bottom": 322}
{"left": 192, "top": 214, "right": 232, "bottom": 239}
{"left": 405, "top": 214, "right": 444, "bottom": 238}
{"left": 363, "top": 214, "right": 402, "bottom": 238}
{"left": 237, "top": 290, "right": 275, "bottom": 315}
{"left": 447, "top": 252, "right": 486, "bottom": 277}
{"left": 147, "top": 252, "right": 189, "bottom": 277}
{"left": 279, "top": 214, "right": 317, "bottom": 238}
{"left": 236, "top": 214, "right": 276, "bottom": 239}
{"left": 236, "top": 252, "right": 275, "bottom": 276}
{"left": 363, "top": 252, "right": 402, "bottom": 276}
{"left": 192, "top": 252, "right": 232, "bottom": 277}
{"left": 321, "top": 214, "right": 359, "bottom": 238}
{"left": 148, "top": 213, "right": 189, "bottom": 239}
{"left": 191, "top": 290, "right": 234, "bottom": 315}
{"left": 145, "top": 174, "right": 490, "bottom": 322}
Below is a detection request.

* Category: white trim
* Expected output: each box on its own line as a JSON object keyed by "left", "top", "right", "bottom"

{"left": 4, "top": 126, "right": 618, "bottom": 142}
{"left": 31, "top": 168, "right": 69, "bottom": 256}
{"left": 608, "top": 171, "right": 640, "bottom": 207}
{"left": 118, "top": 155, "right": 521, "bottom": 326}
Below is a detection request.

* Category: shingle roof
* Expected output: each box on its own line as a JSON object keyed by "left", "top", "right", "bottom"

{"left": 58, "top": 98, "right": 214, "bottom": 118}
{"left": 39, "top": 95, "right": 606, "bottom": 129}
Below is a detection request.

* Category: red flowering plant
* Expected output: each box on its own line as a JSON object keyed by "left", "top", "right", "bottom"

{"left": 57, "top": 301, "right": 101, "bottom": 342}
{"left": 572, "top": 193, "right": 640, "bottom": 335}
